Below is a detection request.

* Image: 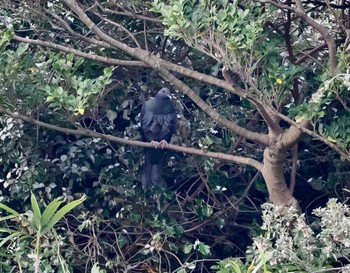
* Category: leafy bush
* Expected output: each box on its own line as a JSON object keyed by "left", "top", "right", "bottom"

{"left": 212, "top": 199, "right": 350, "bottom": 273}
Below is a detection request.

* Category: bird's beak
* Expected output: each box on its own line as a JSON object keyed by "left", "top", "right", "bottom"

{"left": 167, "top": 94, "right": 173, "bottom": 100}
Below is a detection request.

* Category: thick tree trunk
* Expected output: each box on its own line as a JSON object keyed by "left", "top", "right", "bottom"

{"left": 261, "top": 146, "right": 300, "bottom": 210}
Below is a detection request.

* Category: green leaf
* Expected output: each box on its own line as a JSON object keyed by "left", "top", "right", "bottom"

{"left": 295, "top": 116, "right": 306, "bottom": 123}
{"left": 183, "top": 243, "right": 193, "bottom": 254}
{"left": 0, "top": 30, "right": 14, "bottom": 49}
{"left": 186, "top": 263, "right": 196, "bottom": 270}
{"left": 15, "top": 43, "right": 29, "bottom": 56}
{"left": 117, "top": 235, "right": 128, "bottom": 248}
{"left": 0, "top": 203, "right": 20, "bottom": 216}
{"left": 0, "top": 215, "right": 19, "bottom": 222}
{"left": 327, "top": 136, "right": 337, "bottom": 143}
{"left": 40, "top": 197, "right": 64, "bottom": 228}
{"left": 0, "top": 232, "right": 28, "bottom": 248}
{"left": 103, "top": 66, "right": 114, "bottom": 76}
{"left": 91, "top": 263, "right": 101, "bottom": 273}
{"left": 198, "top": 242, "right": 211, "bottom": 256}
{"left": 42, "top": 195, "right": 86, "bottom": 233}
{"left": 168, "top": 242, "right": 179, "bottom": 253}
{"left": 0, "top": 251, "right": 10, "bottom": 258}
{"left": 67, "top": 52, "right": 75, "bottom": 61}
{"left": 197, "top": 202, "right": 213, "bottom": 218}
{"left": 30, "top": 192, "right": 41, "bottom": 229}
{"left": 0, "top": 227, "right": 21, "bottom": 234}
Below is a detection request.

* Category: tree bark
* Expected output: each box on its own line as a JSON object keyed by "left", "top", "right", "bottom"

{"left": 262, "top": 147, "right": 300, "bottom": 210}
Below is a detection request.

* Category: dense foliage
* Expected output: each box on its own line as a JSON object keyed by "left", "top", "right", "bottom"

{"left": 0, "top": 0, "right": 349, "bottom": 272}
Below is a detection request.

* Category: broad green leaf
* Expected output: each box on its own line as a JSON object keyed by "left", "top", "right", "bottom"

{"left": 67, "top": 52, "right": 75, "bottom": 61}
{"left": 103, "top": 66, "right": 114, "bottom": 75}
{"left": 0, "top": 30, "right": 14, "bottom": 49}
{"left": 43, "top": 195, "right": 86, "bottom": 233}
{"left": 40, "top": 197, "right": 64, "bottom": 228}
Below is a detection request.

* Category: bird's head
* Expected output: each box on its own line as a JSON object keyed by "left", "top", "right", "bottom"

{"left": 155, "top": 87, "right": 172, "bottom": 100}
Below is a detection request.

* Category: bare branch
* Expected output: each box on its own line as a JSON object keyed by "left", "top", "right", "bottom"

{"left": 13, "top": 35, "right": 147, "bottom": 67}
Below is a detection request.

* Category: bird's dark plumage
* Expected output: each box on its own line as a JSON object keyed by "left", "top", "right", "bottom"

{"left": 140, "top": 87, "right": 177, "bottom": 187}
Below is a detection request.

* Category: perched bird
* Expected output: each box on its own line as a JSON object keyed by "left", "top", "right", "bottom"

{"left": 140, "top": 87, "right": 177, "bottom": 187}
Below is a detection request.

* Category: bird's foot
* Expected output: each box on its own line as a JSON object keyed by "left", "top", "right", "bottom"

{"left": 150, "top": 140, "right": 169, "bottom": 149}
{"left": 158, "top": 140, "right": 169, "bottom": 149}
{"left": 151, "top": 140, "right": 160, "bottom": 148}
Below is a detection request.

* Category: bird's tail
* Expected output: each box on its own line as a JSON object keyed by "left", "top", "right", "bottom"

{"left": 142, "top": 148, "right": 164, "bottom": 188}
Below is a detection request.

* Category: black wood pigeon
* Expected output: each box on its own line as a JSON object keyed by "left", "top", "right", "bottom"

{"left": 140, "top": 87, "right": 177, "bottom": 187}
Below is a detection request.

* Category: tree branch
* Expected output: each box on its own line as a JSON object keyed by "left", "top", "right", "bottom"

{"left": 100, "top": 3, "right": 162, "bottom": 23}
{"left": 44, "top": 8, "right": 111, "bottom": 49}
{"left": 222, "top": 68, "right": 283, "bottom": 136}
{"left": 12, "top": 35, "right": 272, "bottom": 146}
{"left": 155, "top": 64, "right": 272, "bottom": 146}
{"left": 61, "top": 0, "right": 273, "bottom": 147}
{"left": 13, "top": 34, "right": 254, "bottom": 103}
{"left": 92, "top": 11, "right": 142, "bottom": 48}
{"left": 257, "top": 0, "right": 338, "bottom": 74}
{"left": 295, "top": 0, "right": 338, "bottom": 74}
{"left": 255, "top": 0, "right": 295, "bottom": 11}
{"left": 0, "top": 109, "right": 264, "bottom": 172}
{"left": 276, "top": 113, "right": 350, "bottom": 160}
{"left": 12, "top": 35, "right": 147, "bottom": 67}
